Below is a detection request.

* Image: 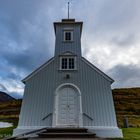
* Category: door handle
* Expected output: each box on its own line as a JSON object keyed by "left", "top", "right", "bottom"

{"left": 66, "top": 105, "right": 70, "bottom": 110}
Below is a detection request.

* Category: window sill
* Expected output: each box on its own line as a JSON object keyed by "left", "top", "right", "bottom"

{"left": 58, "top": 69, "right": 77, "bottom": 72}
{"left": 62, "top": 40, "right": 74, "bottom": 43}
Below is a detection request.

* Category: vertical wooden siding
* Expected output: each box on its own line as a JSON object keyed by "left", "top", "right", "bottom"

{"left": 55, "top": 24, "right": 82, "bottom": 57}
{"left": 18, "top": 57, "right": 117, "bottom": 127}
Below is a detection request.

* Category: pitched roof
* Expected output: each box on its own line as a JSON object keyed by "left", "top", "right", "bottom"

{"left": 22, "top": 57, "right": 54, "bottom": 83}
{"left": 82, "top": 57, "right": 114, "bottom": 84}
{"left": 22, "top": 57, "right": 114, "bottom": 84}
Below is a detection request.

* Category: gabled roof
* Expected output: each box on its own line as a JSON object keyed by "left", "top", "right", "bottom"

{"left": 22, "top": 57, "right": 54, "bottom": 83}
{"left": 22, "top": 56, "right": 114, "bottom": 84}
{"left": 82, "top": 57, "right": 114, "bottom": 84}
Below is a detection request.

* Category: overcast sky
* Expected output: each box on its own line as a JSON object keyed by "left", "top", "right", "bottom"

{"left": 0, "top": 0, "right": 140, "bottom": 98}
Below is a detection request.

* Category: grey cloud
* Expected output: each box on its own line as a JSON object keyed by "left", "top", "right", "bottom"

{"left": 79, "top": 0, "right": 140, "bottom": 48}
{"left": 0, "top": 0, "right": 140, "bottom": 99}
{"left": 109, "top": 34, "right": 136, "bottom": 47}
{"left": 93, "top": 0, "right": 140, "bottom": 31}
{"left": 0, "top": 0, "right": 56, "bottom": 75}
{"left": 0, "top": 82, "right": 23, "bottom": 99}
{"left": 108, "top": 64, "right": 140, "bottom": 88}
{"left": 0, "top": 0, "right": 57, "bottom": 97}
{"left": 1, "top": 45, "right": 51, "bottom": 71}
{"left": 7, "top": 73, "right": 21, "bottom": 80}
{"left": 10, "top": 92, "right": 22, "bottom": 99}
{"left": 0, "top": 83, "right": 8, "bottom": 92}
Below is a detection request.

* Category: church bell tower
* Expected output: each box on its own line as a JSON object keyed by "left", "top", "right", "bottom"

{"left": 54, "top": 19, "right": 83, "bottom": 57}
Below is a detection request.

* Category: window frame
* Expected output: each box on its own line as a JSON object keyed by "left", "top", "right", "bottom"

{"left": 63, "top": 30, "right": 73, "bottom": 42}
{"left": 60, "top": 56, "right": 77, "bottom": 70}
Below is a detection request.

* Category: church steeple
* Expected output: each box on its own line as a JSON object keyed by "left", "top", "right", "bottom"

{"left": 54, "top": 19, "right": 83, "bottom": 57}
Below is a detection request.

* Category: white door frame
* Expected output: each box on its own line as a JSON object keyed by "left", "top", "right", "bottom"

{"left": 52, "top": 83, "right": 83, "bottom": 127}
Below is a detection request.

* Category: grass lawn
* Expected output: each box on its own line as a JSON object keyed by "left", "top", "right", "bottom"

{"left": 0, "top": 126, "right": 15, "bottom": 139}
{"left": 114, "top": 128, "right": 140, "bottom": 140}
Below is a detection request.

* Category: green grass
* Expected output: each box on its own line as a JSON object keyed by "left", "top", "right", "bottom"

{"left": 0, "top": 126, "right": 16, "bottom": 139}
{"left": 114, "top": 128, "right": 140, "bottom": 140}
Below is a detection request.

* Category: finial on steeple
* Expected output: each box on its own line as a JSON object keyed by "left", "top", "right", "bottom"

{"left": 68, "top": 1, "right": 70, "bottom": 19}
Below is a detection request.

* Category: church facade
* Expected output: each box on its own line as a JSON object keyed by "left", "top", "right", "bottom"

{"left": 13, "top": 19, "right": 122, "bottom": 138}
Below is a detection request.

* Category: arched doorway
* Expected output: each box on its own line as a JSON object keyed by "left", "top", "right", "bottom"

{"left": 53, "top": 83, "right": 83, "bottom": 127}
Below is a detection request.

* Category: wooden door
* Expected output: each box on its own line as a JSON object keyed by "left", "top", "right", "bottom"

{"left": 57, "top": 86, "right": 79, "bottom": 126}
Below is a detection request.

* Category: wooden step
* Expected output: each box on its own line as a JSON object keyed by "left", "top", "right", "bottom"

{"left": 43, "top": 128, "right": 88, "bottom": 133}
{"left": 38, "top": 132, "right": 96, "bottom": 138}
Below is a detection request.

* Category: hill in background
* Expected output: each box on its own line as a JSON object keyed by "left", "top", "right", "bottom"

{"left": 0, "top": 91, "right": 15, "bottom": 103}
{"left": 113, "top": 88, "right": 140, "bottom": 127}
{"left": 0, "top": 88, "right": 140, "bottom": 127}
{"left": 0, "top": 99, "right": 21, "bottom": 126}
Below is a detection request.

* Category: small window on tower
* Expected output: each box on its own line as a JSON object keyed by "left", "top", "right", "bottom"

{"left": 64, "top": 31, "right": 73, "bottom": 41}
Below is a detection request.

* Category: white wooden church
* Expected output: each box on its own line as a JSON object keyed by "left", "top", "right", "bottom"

{"left": 13, "top": 19, "right": 122, "bottom": 138}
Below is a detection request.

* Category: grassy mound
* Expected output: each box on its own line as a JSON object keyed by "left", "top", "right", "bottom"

{"left": 113, "top": 88, "right": 140, "bottom": 127}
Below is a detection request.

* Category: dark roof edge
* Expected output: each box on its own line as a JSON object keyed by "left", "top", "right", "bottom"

{"left": 82, "top": 57, "right": 114, "bottom": 84}
{"left": 53, "top": 21, "right": 83, "bottom": 36}
{"left": 22, "top": 57, "right": 54, "bottom": 83}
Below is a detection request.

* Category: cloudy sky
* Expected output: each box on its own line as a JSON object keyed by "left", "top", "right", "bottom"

{"left": 0, "top": 0, "right": 140, "bottom": 98}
